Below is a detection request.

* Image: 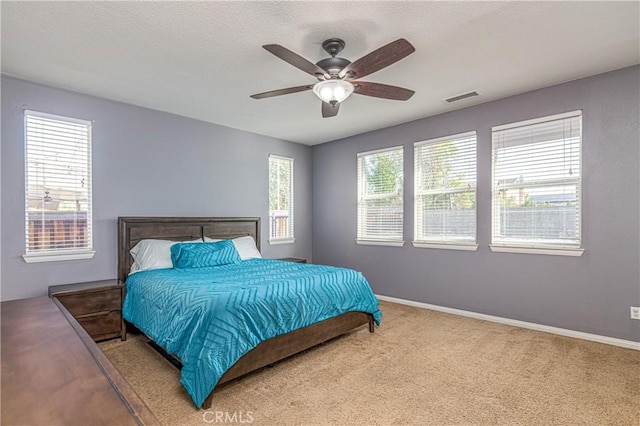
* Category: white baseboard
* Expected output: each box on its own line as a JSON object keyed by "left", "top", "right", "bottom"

{"left": 375, "top": 294, "right": 640, "bottom": 351}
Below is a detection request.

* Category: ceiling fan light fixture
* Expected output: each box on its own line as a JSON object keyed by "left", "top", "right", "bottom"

{"left": 312, "top": 80, "right": 354, "bottom": 105}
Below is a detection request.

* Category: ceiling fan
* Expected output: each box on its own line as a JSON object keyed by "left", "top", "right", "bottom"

{"left": 250, "top": 38, "right": 416, "bottom": 118}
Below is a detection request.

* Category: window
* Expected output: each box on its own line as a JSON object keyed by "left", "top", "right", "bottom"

{"left": 414, "top": 131, "right": 477, "bottom": 249}
{"left": 268, "top": 155, "right": 294, "bottom": 243}
{"left": 24, "top": 110, "right": 94, "bottom": 262}
{"left": 491, "top": 111, "right": 583, "bottom": 255}
{"left": 357, "top": 146, "right": 404, "bottom": 246}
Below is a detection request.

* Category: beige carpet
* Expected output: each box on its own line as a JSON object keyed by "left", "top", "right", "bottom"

{"left": 100, "top": 301, "right": 639, "bottom": 425}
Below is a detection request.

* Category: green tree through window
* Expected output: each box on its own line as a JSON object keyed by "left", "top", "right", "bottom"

{"left": 414, "top": 132, "right": 477, "bottom": 245}
{"left": 357, "top": 147, "right": 404, "bottom": 243}
{"left": 268, "top": 155, "right": 294, "bottom": 242}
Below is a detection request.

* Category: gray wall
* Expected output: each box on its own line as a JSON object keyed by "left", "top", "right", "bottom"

{"left": 313, "top": 66, "right": 640, "bottom": 342}
{"left": 1, "top": 75, "right": 312, "bottom": 301}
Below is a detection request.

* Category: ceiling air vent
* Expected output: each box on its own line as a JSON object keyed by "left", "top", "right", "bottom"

{"left": 445, "top": 91, "right": 480, "bottom": 103}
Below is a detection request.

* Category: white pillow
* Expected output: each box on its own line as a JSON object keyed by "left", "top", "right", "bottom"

{"left": 129, "top": 238, "right": 203, "bottom": 274}
{"left": 232, "top": 235, "right": 262, "bottom": 260}
{"left": 204, "top": 235, "right": 262, "bottom": 260}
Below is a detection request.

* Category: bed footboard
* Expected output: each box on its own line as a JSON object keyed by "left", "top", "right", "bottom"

{"left": 202, "top": 311, "right": 373, "bottom": 409}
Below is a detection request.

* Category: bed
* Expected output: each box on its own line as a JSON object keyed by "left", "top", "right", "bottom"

{"left": 117, "top": 216, "right": 381, "bottom": 409}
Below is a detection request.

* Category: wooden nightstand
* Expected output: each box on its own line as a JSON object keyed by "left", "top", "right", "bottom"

{"left": 48, "top": 279, "right": 125, "bottom": 342}
{"left": 277, "top": 257, "right": 307, "bottom": 263}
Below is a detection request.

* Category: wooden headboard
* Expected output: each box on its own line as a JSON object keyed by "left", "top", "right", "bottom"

{"left": 117, "top": 216, "right": 260, "bottom": 282}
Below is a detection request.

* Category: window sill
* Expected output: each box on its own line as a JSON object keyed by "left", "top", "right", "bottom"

{"left": 23, "top": 250, "right": 96, "bottom": 263}
{"left": 356, "top": 239, "right": 405, "bottom": 247}
{"left": 489, "top": 245, "right": 584, "bottom": 257}
{"left": 412, "top": 242, "right": 478, "bottom": 251}
{"left": 269, "top": 238, "right": 295, "bottom": 245}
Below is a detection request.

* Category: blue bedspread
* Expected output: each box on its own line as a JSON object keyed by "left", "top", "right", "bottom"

{"left": 122, "top": 258, "right": 381, "bottom": 407}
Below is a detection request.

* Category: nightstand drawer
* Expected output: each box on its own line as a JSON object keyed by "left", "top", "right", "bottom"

{"left": 57, "top": 288, "right": 121, "bottom": 317}
{"left": 49, "top": 279, "right": 125, "bottom": 342}
{"left": 77, "top": 311, "right": 122, "bottom": 341}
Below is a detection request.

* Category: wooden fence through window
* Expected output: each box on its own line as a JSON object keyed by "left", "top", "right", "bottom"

{"left": 27, "top": 212, "right": 88, "bottom": 251}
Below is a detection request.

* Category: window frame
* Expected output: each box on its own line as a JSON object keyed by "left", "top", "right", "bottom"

{"left": 356, "top": 145, "right": 405, "bottom": 247}
{"left": 490, "top": 110, "right": 584, "bottom": 256}
{"left": 23, "top": 110, "right": 94, "bottom": 263}
{"left": 413, "top": 131, "right": 478, "bottom": 251}
{"left": 268, "top": 154, "right": 295, "bottom": 245}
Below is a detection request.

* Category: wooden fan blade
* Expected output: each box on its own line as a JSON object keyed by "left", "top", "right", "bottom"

{"left": 322, "top": 101, "right": 340, "bottom": 118}
{"left": 263, "top": 44, "right": 330, "bottom": 79}
{"left": 250, "top": 84, "right": 314, "bottom": 100}
{"left": 340, "top": 39, "right": 415, "bottom": 80}
{"left": 353, "top": 81, "right": 415, "bottom": 101}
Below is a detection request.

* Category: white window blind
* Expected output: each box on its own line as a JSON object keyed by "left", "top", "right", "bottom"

{"left": 492, "top": 111, "right": 582, "bottom": 251}
{"left": 357, "top": 146, "right": 404, "bottom": 245}
{"left": 269, "top": 155, "right": 294, "bottom": 243}
{"left": 24, "top": 110, "right": 93, "bottom": 261}
{"left": 414, "top": 131, "right": 477, "bottom": 247}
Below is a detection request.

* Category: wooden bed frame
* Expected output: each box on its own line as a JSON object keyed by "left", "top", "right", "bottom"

{"left": 117, "top": 216, "right": 374, "bottom": 409}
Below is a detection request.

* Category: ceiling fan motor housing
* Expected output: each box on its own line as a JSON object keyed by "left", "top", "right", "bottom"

{"left": 315, "top": 38, "right": 354, "bottom": 78}
{"left": 316, "top": 57, "right": 351, "bottom": 78}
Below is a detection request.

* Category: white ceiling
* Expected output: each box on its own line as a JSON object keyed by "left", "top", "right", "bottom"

{"left": 2, "top": 2, "right": 638, "bottom": 145}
